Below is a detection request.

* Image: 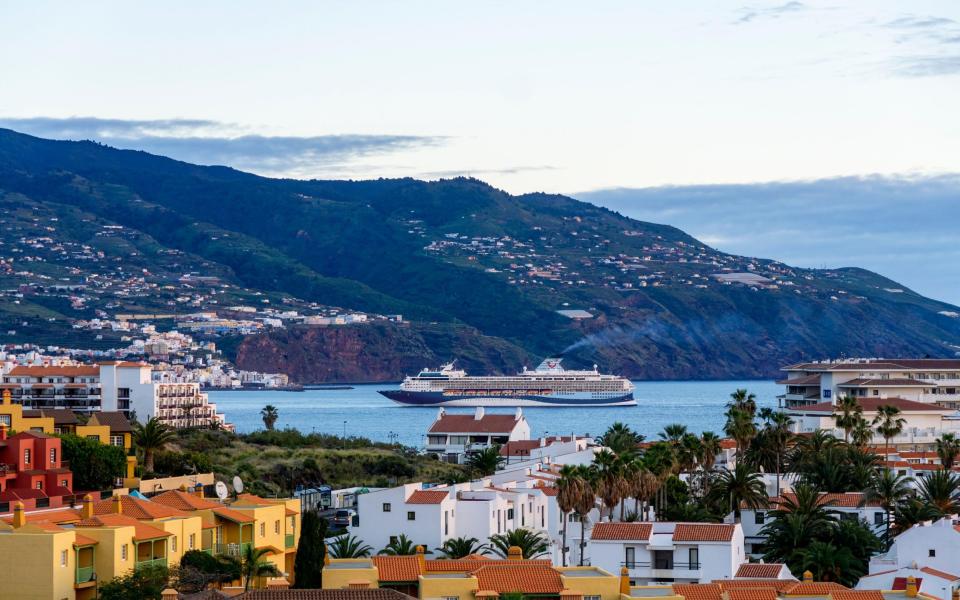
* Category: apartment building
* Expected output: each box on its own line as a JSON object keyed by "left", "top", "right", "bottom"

{"left": 425, "top": 408, "right": 531, "bottom": 464}
{"left": 0, "top": 428, "right": 73, "bottom": 512}
{"left": 1, "top": 362, "right": 229, "bottom": 429}
{"left": 0, "top": 489, "right": 302, "bottom": 599}
{"left": 589, "top": 522, "right": 746, "bottom": 585}
{"left": 778, "top": 358, "right": 960, "bottom": 408}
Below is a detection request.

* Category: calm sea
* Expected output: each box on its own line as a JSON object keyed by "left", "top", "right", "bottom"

{"left": 209, "top": 380, "right": 779, "bottom": 447}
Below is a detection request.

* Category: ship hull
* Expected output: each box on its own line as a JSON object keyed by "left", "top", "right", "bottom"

{"left": 378, "top": 390, "right": 636, "bottom": 407}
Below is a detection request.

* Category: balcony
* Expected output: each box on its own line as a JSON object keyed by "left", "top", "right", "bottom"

{"left": 75, "top": 565, "right": 95, "bottom": 584}
{"left": 136, "top": 557, "right": 167, "bottom": 570}
{"left": 213, "top": 542, "right": 252, "bottom": 557}
{"left": 285, "top": 533, "right": 296, "bottom": 548}
{"left": 622, "top": 561, "right": 701, "bottom": 581}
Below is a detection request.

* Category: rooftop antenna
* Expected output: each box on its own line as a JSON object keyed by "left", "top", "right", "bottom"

{"left": 233, "top": 475, "right": 245, "bottom": 495}
{"left": 214, "top": 481, "right": 228, "bottom": 501}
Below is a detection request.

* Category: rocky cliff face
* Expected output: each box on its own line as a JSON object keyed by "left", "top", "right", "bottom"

{"left": 233, "top": 322, "right": 531, "bottom": 383}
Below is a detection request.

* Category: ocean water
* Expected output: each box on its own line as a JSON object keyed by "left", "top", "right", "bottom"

{"left": 210, "top": 380, "right": 779, "bottom": 447}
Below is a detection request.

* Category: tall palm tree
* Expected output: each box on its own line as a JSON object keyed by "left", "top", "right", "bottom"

{"left": 873, "top": 405, "right": 906, "bottom": 454}
{"left": 626, "top": 460, "right": 658, "bottom": 521}
{"left": 239, "top": 544, "right": 280, "bottom": 591}
{"left": 861, "top": 470, "right": 914, "bottom": 549}
{"left": 327, "top": 534, "right": 372, "bottom": 558}
{"left": 833, "top": 395, "right": 862, "bottom": 442}
{"left": 435, "top": 537, "right": 490, "bottom": 558}
{"left": 133, "top": 417, "right": 175, "bottom": 473}
{"left": 916, "top": 469, "right": 960, "bottom": 516}
{"left": 851, "top": 416, "right": 874, "bottom": 448}
{"left": 678, "top": 434, "right": 703, "bottom": 474}
{"left": 699, "top": 432, "right": 722, "bottom": 471}
{"left": 760, "top": 484, "right": 837, "bottom": 568}
{"left": 592, "top": 449, "right": 627, "bottom": 521}
{"left": 659, "top": 424, "right": 688, "bottom": 445}
{"left": 728, "top": 389, "right": 758, "bottom": 417}
{"left": 724, "top": 407, "right": 757, "bottom": 455}
{"left": 800, "top": 541, "right": 862, "bottom": 583}
{"left": 260, "top": 405, "right": 279, "bottom": 430}
{"left": 573, "top": 465, "right": 597, "bottom": 565}
{"left": 937, "top": 433, "right": 960, "bottom": 470}
{"left": 488, "top": 528, "right": 550, "bottom": 559}
{"left": 379, "top": 534, "right": 425, "bottom": 556}
{"left": 597, "top": 422, "right": 644, "bottom": 455}
{"left": 556, "top": 464, "right": 583, "bottom": 566}
{"left": 465, "top": 446, "right": 504, "bottom": 476}
{"left": 708, "top": 463, "right": 767, "bottom": 522}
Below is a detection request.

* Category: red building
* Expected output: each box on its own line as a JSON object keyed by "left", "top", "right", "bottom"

{"left": 0, "top": 426, "right": 73, "bottom": 511}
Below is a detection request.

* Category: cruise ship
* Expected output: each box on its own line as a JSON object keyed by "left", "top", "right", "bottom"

{"left": 379, "top": 358, "right": 635, "bottom": 407}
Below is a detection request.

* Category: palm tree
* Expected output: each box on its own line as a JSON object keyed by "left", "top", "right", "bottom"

{"left": 327, "top": 534, "right": 372, "bottom": 558}
{"left": 917, "top": 469, "right": 960, "bottom": 516}
{"left": 699, "top": 432, "right": 722, "bottom": 471}
{"left": 760, "top": 484, "right": 837, "bottom": 568}
{"left": 592, "top": 449, "right": 627, "bottom": 521}
{"left": 133, "top": 417, "right": 174, "bottom": 473}
{"left": 800, "top": 540, "right": 862, "bottom": 583}
{"left": 597, "top": 422, "right": 644, "bottom": 455}
{"left": 573, "top": 465, "right": 597, "bottom": 565}
{"left": 435, "top": 537, "right": 490, "bottom": 559}
{"left": 556, "top": 464, "right": 583, "bottom": 566}
{"left": 724, "top": 407, "right": 757, "bottom": 455}
{"left": 488, "top": 528, "right": 550, "bottom": 559}
{"left": 937, "top": 433, "right": 960, "bottom": 469}
{"left": 728, "top": 389, "right": 758, "bottom": 417}
{"left": 873, "top": 405, "right": 906, "bottom": 454}
{"left": 239, "top": 544, "right": 280, "bottom": 591}
{"left": 465, "top": 446, "right": 504, "bottom": 476}
{"left": 893, "top": 497, "right": 940, "bottom": 535}
{"left": 862, "top": 470, "right": 914, "bottom": 549}
{"left": 260, "top": 405, "right": 279, "bottom": 430}
{"left": 851, "top": 416, "right": 874, "bottom": 448}
{"left": 659, "top": 424, "right": 688, "bottom": 445}
{"left": 379, "top": 534, "right": 424, "bottom": 556}
{"left": 708, "top": 463, "right": 767, "bottom": 522}
{"left": 626, "top": 461, "right": 658, "bottom": 521}
{"left": 833, "top": 395, "right": 862, "bottom": 442}
{"left": 677, "top": 434, "right": 703, "bottom": 474}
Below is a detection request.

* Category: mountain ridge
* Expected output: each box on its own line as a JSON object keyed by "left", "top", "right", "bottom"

{"left": 1, "top": 127, "right": 958, "bottom": 382}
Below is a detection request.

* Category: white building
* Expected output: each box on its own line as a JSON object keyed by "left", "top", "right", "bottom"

{"left": 589, "top": 521, "right": 746, "bottom": 585}
{"left": 858, "top": 564, "right": 960, "bottom": 600}
{"left": 0, "top": 362, "right": 228, "bottom": 429}
{"left": 869, "top": 517, "right": 960, "bottom": 577}
{"left": 425, "top": 407, "right": 531, "bottom": 464}
{"left": 740, "top": 492, "right": 886, "bottom": 558}
{"left": 778, "top": 358, "right": 960, "bottom": 408}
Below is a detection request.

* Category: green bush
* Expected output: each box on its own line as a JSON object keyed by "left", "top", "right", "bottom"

{"left": 59, "top": 433, "right": 126, "bottom": 491}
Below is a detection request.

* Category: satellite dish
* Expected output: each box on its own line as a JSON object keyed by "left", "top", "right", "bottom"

{"left": 233, "top": 476, "right": 244, "bottom": 494}
{"left": 215, "top": 481, "right": 228, "bottom": 501}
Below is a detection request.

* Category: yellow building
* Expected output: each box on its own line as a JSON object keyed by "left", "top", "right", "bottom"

{"left": 0, "top": 390, "right": 55, "bottom": 433}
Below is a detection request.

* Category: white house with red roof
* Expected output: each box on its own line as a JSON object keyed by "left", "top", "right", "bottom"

{"left": 425, "top": 407, "right": 531, "bottom": 464}
{"left": 868, "top": 517, "right": 960, "bottom": 580}
{"left": 589, "top": 521, "right": 746, "bottom": 585}
{"left": 857, "top": 564, "right": 960, "bottom": 600}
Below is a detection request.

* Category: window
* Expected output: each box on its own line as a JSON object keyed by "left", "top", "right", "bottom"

{"left": 929, "top": 549, "right": 936, "bottom": 557}
{"left": 61, "top": 479, "right": 68, "bottom": 487}
{"left": 382, "top": 503, "right": 391, "bottom": 512}
{"left": 121, "top": 544, "right": 128, "bottom": 560}
{"left": 874, "top": 513, "right": 885, "bottom": 525}
{"left": 444, "top": 510, "right": 449, "bottom": 535}
{"left": 873, "top": 389, "right": 879, "bottom": 396}
{"left": 172, "top": 537, "right": 178, "bottom": 552}
{"left": 0, "top": 415, "right": 10, "bottom": 427}
{"left": 507, "top": 508, "right": 514, "bottom": 520}
{"left": 754, "top": 511, "right": 765, "bottom": 525}
{"left": 275, "top": 520, "right": 280, "bottom": 534}
{"left": 36, "top": 480, "right": 43, "bottom": 490}
{"left": 625, "top": 547, "right": 636, "bottom": 568}
{"left": 110, "top": 435, "right": 124, "bottom": 447}
{"left": 23, "top": 448, "right": 31, "bottom": 464}
{"left": 823, "top": 390, "right": 832, "bottom": 399}
{"left": 407, "top": 511, "right": 416, "bottom": 521}
{"left": 50, "top": 448, "right": 57, "bottom": 464}
{"left": 585, "top": 596, "right": 601, "bottom": 600}
{"left": 689, "top": 548, "right": 700, "bottom": 569}
{"left": 260, "top": 523, "right": 266, "bottom": 537}
{"left": 86, "top": 435, "right": 100, "bottom": 441}
{"left": 189, "top": 534, "right": 196, "bottom": 550}
{"left": 61, "top": 550, "right": 68, "bottom": 567}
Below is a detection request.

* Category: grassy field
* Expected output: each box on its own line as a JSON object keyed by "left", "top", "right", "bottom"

{"left": 170, "top": 428, "right": 470, "bottom": 497}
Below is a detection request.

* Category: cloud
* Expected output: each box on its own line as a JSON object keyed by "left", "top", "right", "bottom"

{"left": 890, "top": 54, "right": 960, "bottom": 76}
{"left": 575, "top": 175, "right": 960, "bottom": 306}
{"left": 880, "top": 14, "right": 960, "bottom": 76}
{"left": 419, "top": 165, "right": 557, "bottom": 179}
{"left": 0, "top": 116, "right": 445, "bottom": 178}
{"left": 733, "top": 1, "right": 806, "bottom": 25}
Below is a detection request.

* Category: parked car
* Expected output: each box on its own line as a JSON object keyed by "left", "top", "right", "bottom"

{"left": 332, "top": 508, "right": 356, "bottom": 528}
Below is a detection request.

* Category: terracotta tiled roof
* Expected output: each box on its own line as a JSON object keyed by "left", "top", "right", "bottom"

{"left": 76, "top": 513, "right": 172, "bottom": 540}
{"left": 406, "top": 490, "right": 448, "bottom": 504}
{"left": 831, "top": 591, "right": 885, "bottom": 600}
{"left": 765, "top": 492, "right": 879, "bottom": 509}
{"left": 152, "top": 490, "right": 222, "bottom": 511}
{"left": 673, "top": 523, "right": 736, "bottom": 542}
{"left": 899, "top": 452, "right": 939, "bottom": 459}
{"left": 791, "top": 398, "right": 952, "bottom": 413}
{"left": 775, "top": 374, "right": 822, "bottom": 386}
{"left": 838, "top": 378, "right": 935, "bottom": 387}
{"left": 782, "top": 359, "right": 960, "bottom": 371}
{"left": 539, "top": 486, "right": 559, "bottom": 496}
{"left": 591, "top": 522, "right": 653, "bottom": 541}
{"left": 372, "top": 556, "right": 422, "bottom": 582}
{"left": 9, "top": 508, "right": 81, "bottom": 524}
{"left": 717, "top": 580, "right": 797, "bottom": 593}
{"left": 673, "top": 583, "right": 722, "bottom": 600}
{"left": 784, "top": 582, "right": 847, "bottom": 595}
{"left": 425, "top": 558, "right": 550, "bottom": 572}
{"left": 920, "top": 567, "right": 960, "bottom": 581}
{"left": 73, "top": 534, "right": 99, "bottom": 547}
{"left": 212, "top": 506, "right": 257, "bottom": 524}
{"left": 92, "top": 495, "right": 189, "bottom": 519}
{"left": 7, "top": 365, "right": 100, "bottom": 377}
{"left": 428, "top": 414, "right": 522, "bottom": 434}
{"left": 237, "top": 590, "right": 418, "bottom": 600}
{"left": 735, "top": 563, "right": 788, "bottom": 578}
{"left": 719, "top": 439, "right": 739, "bottom": 450}
{"left": 472, "top": 564, "right": 564, "bottom": 594}
{"left": 726, "top": 588, "right": 779, "bottom": 600}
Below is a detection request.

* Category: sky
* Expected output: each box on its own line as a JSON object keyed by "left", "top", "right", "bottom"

{"left": 1, "top": 1, "right": 959, "bottom": 302}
